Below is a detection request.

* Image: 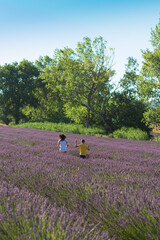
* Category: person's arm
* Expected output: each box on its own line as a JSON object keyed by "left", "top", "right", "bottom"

{"left": 87, "top": 145, "right": 90, "bottom": 150}
{"left": 66, "top": 140, "right": 69, "bottom": 147}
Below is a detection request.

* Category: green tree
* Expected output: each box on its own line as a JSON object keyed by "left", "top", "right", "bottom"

{"left": 138, "top": 18, "right": 160, "bottom": 128}
{"left": 142, "top": 105, "right": 160, "bottom": 129}
{"left": 35, "top": 55, "right": 70, "bottom": 123}
{"left": 74, "top": 36, "right": 115, "bottom": 129}
{"left": 42, "top": 37, "right": 115, "bottom": 131}
{"left": 107, "top": 57, "right": 148, "bottom": 131}
{"left": 106, "top": 92, "right": 147, "bottom": 131}
{"left": 119, "top": 57, "right": 140, "bottom": 97}
{"left": 0, "top": 60, "right": 39, "bottom": 124}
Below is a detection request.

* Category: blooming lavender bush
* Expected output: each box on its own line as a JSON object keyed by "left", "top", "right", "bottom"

{"left": 0, "top": 126, "right": 160, "bottom": 239}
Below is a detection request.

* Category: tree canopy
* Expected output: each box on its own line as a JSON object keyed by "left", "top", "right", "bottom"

{"left": 0, "top": 60, "right": 39, "bottom": 124}
{"left": 39, "top": 36, "right": 115, "bottom": 131}
{"left": 137, "top": 19, "right": 160, "bottom": 128}
{"left": 1, "top": 22, "right": 160, "bottom": 134}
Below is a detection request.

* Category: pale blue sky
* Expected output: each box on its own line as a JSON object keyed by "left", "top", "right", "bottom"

{"left": 0, "top": 0, "right": 160, "bottom": 83}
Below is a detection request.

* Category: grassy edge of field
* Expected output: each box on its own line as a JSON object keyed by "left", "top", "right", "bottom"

{"left": 12, "top": 122, "right": 106, "bottom": 136}
{"left": 12, "top": 122, "right": 151, "bottom": 141}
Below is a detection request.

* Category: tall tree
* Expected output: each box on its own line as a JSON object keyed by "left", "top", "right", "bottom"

{"left": 138, "top": 18, "right": 160, "bottom": 127}
{"left": 0, "top": 60, "right": 39, "bottom": 124}
{"left": 104, "top": 57, "right": 147, "bottom": 131}
{"left": 119, "top": 57, "right": 140, "bottom": 97}
{"left": 35, "top": 55, "right": 70, "bottom": 123}
{"left": 74, "top": 36, "right": 115, "bottom": 129}
{"left": 42, "top": 37, "right": 115, "bottom": 130}
{"left": 138, "top": 18, "right": 160, "bottom": 102}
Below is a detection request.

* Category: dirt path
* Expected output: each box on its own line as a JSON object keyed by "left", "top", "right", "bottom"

{"left": 0, "top": 123, "right": 7, "bottom": 127}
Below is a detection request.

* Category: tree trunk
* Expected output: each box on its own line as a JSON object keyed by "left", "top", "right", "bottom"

{"left": 86, "top": 97, "right": 91, "bottom": 128}
{"left": 76, "top": 96, "right": 113, "bottom": 132}
{"left": 15, "top": 101, "right": 20, "bottom": 124}
{"left": 86, "top": 107, "right": 90, "bottom": 128}
{"left": 100, "top": 115, "right": 113, "bottom": 133}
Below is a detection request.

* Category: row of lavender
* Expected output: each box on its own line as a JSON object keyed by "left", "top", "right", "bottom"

{"left": 0, "top": 126, "right": 160, "bottom": 239}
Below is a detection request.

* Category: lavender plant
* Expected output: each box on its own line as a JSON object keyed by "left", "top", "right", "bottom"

{"left": 0, "top": 126, "right": 159, "bottom": 239}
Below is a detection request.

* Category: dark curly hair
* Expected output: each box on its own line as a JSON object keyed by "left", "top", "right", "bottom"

{"left": 59, "top": 134, "right": 66, "bottom": 141}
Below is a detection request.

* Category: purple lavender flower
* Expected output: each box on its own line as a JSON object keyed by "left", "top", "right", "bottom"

{"left": 0, "top": 126, "right": 159, "bottom": 239}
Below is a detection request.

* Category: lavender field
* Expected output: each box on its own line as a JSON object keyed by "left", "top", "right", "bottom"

{"left": 0, "top": 126, "right": 160, "bottom": 240}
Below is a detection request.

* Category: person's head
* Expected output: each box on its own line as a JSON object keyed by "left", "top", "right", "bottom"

{"left": 59, "top": 134, "right": 66, "bottom": 141}
{"left": 81, "top": 139, "right": 85, "bottom": 144}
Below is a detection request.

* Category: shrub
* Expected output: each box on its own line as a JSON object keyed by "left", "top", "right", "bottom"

{"left": 113, "top": 127, "right": 149, "bottom": 140}
{"left": 153, "top": 134, "right": 160, "bottom": 141}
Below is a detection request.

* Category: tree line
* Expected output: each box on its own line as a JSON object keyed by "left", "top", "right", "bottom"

{"left": 0, "top": 19, "right": 160, "bottom": 133}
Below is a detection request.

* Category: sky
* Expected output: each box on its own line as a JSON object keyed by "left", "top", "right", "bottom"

{"left": 0, "top": 0, "right": 160, "bottom": 84}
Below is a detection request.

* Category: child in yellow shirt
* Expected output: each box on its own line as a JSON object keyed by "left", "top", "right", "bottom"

{"left": 75, "top": 139, "right": 89, "bottom": 159}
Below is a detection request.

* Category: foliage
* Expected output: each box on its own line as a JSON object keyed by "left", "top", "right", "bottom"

{"left": 153, "top": 134, "right": 160, "bottom": 141}
{"left": 0, "top": 217, "right": 68, "bottom": 240}
{"left": 40, "top": 36, "right": 115, "bottom": 130}
{"left": 119, "top": 57, "right": 140, "bottom": 97}
{"left": 138, "top": 19, "right": 160, "bottom": 102}
{"left": 112, "top": 126, "right": 149, "bottom": 140}
{"left": 143, "top": 105, "right": 160, "bottom": 128}
{"left": 34, "top": 55, "right": 69, "bottom": 123}
{"left": 63, "top": 102, "right": 88, "bottom": 124}
{"left": 13, "top": 121, "right": 106, "bottom": 135}
{"left": 109, "top": 57, "right": 148, "bottom": 132}
{"left": 105, "top": 92, "right": 148, "bottom": 131}
{"left": 138, "top": 18, "right": 160, "bottom": 127}
{"left": 0, "top": 60, "right": 39, "bottom": 124}
{"left": 0, "top": 33, "right": 158, "bottom": 131}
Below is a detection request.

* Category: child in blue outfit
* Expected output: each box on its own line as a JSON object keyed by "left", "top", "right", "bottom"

{"left": 58, "top": 134, "right": 69, "bottom": 152}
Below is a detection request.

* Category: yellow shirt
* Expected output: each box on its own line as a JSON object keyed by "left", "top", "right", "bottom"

{"left": 78, "top": 144, "right": 88, "bottom": 156}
